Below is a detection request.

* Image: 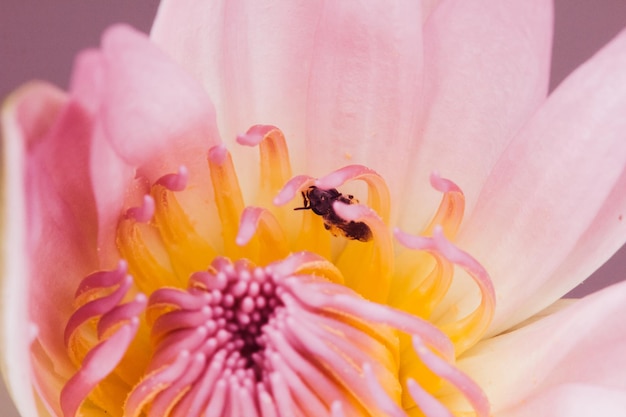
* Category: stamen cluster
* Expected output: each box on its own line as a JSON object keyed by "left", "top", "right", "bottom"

{"left": 58, "top": 125, "right": 494, "bottom": 417}
{"left": 126, "top": 254, "right": 403, "bottom": 416}
{"left": 148, "top": 258, "right": 283, "bottom": 388}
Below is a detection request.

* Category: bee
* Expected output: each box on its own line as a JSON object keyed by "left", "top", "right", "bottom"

{"left": 294, "top": 186, "right": 372, "bottom": 242}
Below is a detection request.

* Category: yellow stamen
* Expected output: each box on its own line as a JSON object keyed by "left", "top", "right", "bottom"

{"left": 151, "top": 184, "right": 217, "bottom": 279}
{"left": 237, "top": 206, "right": 290, "bottom": 264}
{"left": 116, "top": 219, "right": 181, "bottom": 291}
{"left": 207, "top": 145, "right": 246, "bottom": 258}
{"left": 421, "top": 173, "right": 465, "bottom": 239}
{"left": 242, "top": 126, "right": 293, "bottom": 204}
{"left": 334, "top": 206, "right": 394, "bottom": 303}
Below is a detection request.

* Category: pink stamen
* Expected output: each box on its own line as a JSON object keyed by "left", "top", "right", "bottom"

{"left": 258, "top": 389, "right": 279, "bottom": 417}
{"left": 316, "top": 164, "right": 391, "bottom": 221}
{"left": 395, "top": 226, "right": 496, "bottom": 352}
{"left": 429, "top": 171, "right": 462, "bottom": 194}
{"left": 406, "top": 379, "right": 454, "bottom": 417}
{"left": 236, "top": 124, "right": 279, "bottom": 146}
{"left": 280, "top": 313, "right": 377, "bottom": 409}
{"left": 315, "top": 165, "right": 378, "bottom": 189}
{"left": 74, "top": 260, "right": 127, "bottom": 298}
{"left": 267, "top": 251, "right": 328, "bottom": 279}
{"left": 236, "top": 206, "right": 265, "bottom": 245}
{"left": 125, "top": 194, "right": 155, "bottom": 223}
{"left": 234, "top": 382, "right": 261, "bottom": 417}
{"left": 63, "top": 120, "right": 494, "bottom": 417}
{"left": 60, "top": 319, "right": 139, "bottom": 417}
{"left": 149, "top": 327, "right": 210, "bottom": 374}
{"left": 236, "top": 206, "right": 288, "bottom": 255}
{"left": 96, "top": 293, "right": 147, "bottom": 339}
{"left": 203, "top": 379, "right": 228, "bottom": 417}
{"left": 423, "top": 173, "right": 466, "bottom": 238}
{"left": 71, "top": 227, "right": 488, "bottom": 417}
{"left": 156, "top": 165, "right": 189, "bottom": 192}
{"left": 236, "top": 125, "right": 293, "bottom": 202}
{"left": 235, "top": 207, "right": 264, "bottom": 246}
{"left": 394, "top": 227, "right": 494, "bottom": 300}
{"left": 124, "top": 350, "right": 192, "bottom": 417}
{"left": 61, "top": 263, "right": 147, "bottom": 417}
{"left": 190, "top": 271, "right": 229, "bottom": 291}
{"left": 133, "top": 254, "right": 431, "bottom": 415}
{"left": 149, "top": 287, "right": 213, "bottom": 310}
{"left": 330, "top": 201, "right": 393, "bottom": 299}
{"left": 363, "top": 363, "right": 406, "bottom": 417}
{"left": 412, "top": 335, "right": 490, "bottom": 417}
{"left": 284, "top": 293, "right": 390, "bottom": 368}
{"left": 170, "top": 351, "right": 226, "bottom": 417}
{"left": 283, "top": 314, "right": 367, "bottom": 385}
{"left": 64, "top": 274, "right": 133, "bottom": 347}
{"left": 266, "top": 351, "right": 328, "bottom": 415}
{"left": 284, "top": 278, "right": 454, "bottom": 360}
{"left": 269, "top": 373, "right": 299, "bottom": 417}
{"left": 279, "top": 304, "right": 399, "bottom": 413}
{"left": 264, "top": 326, "right": 354, "bottom": 411}
{"left": 150, "top": 352, "right": 207, "bottom": 417}
{"left": 332, "top": 201, "right": 390, "bottom": 245}
{"left": 354, "top": 334, "right": 488, "bottom": 417}
{"left": 138, "top": 258, "right": 290, "bottom": 412}
{"left": 273, "top": 175, "right": 315, "bottom": 206}
{"left": 207, "top": 145, "right": 247, "bottom": 256}
{"left": 331, "top": 201, "right": 375, "bottom": 223}
{"left": 151, "top": 307, "right": 213, "bottom": 342}
{"left": 208, "top": 144, "right": 228, "bottom": 164}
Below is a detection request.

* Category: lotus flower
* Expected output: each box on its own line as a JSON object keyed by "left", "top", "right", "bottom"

{"left": 2, "top": 0, "right": 626, "bottom": 416}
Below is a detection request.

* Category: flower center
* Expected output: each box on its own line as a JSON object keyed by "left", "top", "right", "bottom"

{"left": 151, "top": 259, "right": 285, "bottom": 384}
{"left": 59, "top": 125, "right": 494, "bottom": 417}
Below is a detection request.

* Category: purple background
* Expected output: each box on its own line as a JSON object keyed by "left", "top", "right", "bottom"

{"left": 0, "top": 1, "right": 625, "bottom": 415}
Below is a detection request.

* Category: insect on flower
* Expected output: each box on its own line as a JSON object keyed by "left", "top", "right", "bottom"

{"left": 294, "top": 185, "right": 373, "bottom": 242}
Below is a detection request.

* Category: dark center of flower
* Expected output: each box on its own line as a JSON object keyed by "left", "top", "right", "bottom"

{"left": 149, "top": 258, "right": 284, "bottom": 386}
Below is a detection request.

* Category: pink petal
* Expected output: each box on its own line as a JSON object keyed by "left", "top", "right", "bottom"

{"left": 1, "top": 26, "right": 217, "bottom": 410}
{"left": 1, "top": 82, "right": 91, "bottom": 415}
{"left": 500, "top": 384, "right": 626, "bottom": 417}
{"left": 301, "top": 1, "right": 424, "bottom": 211}
{"left": 151, "top": 1, "right": 424, "bottom": 210}
{"left": 399, "top": 0, "right": 553, "bottom": 232}
{"left": 542, "top": 169, "right": 626, "bottom": 300}
{"left": 154, "top": 0, "right": 552, "bottom": 227}
{"left": 151, "top": 0, "right": 327, "bottom": 191}
{"left": 74, "top": 24, "right": 221, "bottom": 176}
{"left": 25, "top": 96, "right": 101, "bottom": 361}
{"left": 421, "top": 0, "right": 442, "bottom": 20}
{"left": 453, "top": 29, "right": 626, "bottom": 335}
{"left": 455, "top": 280, "right": 626, "bottom": 415}
{"left": 60, "top": 320, "right": 139, "bottom": 417}
{"left": 68, "top": 24, "right": 222, "bottom": 263}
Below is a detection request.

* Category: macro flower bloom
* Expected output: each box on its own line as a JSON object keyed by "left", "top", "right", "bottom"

{"left": 2, "top": 0, "right": 626, "bottom": 416}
